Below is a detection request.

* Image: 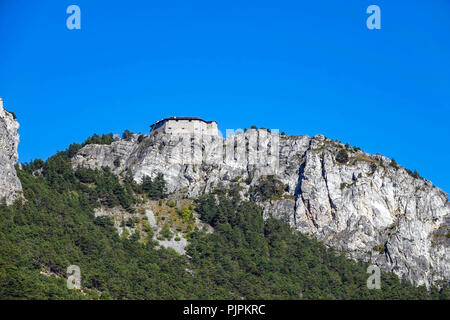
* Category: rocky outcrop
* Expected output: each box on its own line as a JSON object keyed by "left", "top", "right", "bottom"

{"left": 0, "top": 99, "right": 22, "bottom": 204}
{"left": 93, "top": 199, "right": 210, "bottom": 255}
{"left": 72, "top": 129, "right": 449, "bottom": 288}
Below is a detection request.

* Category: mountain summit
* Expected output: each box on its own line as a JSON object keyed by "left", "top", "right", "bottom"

{"left": 70, "top": 123, "right": 450, "bottom": 288}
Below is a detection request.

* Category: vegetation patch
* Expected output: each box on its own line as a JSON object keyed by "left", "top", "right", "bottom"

{"left": 83, "top": 133, "right": 115, "bottom": 146}
{"left": 340, "top": 182, "right": 354, "bottom": 190}
{"left": 335, "top": 149, "right": 349, "bottom": 164}
{"left": 250, "top": 176, "right": 286, "bottom": 201}
{"left": 373, "top": 244, "right": 386, "bottom": 254}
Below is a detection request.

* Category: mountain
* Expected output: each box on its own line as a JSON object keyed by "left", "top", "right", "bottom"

{"left": 71, "top": 127, "right": 449, "bottom": 288}
{"left": 0, "top": 110, "right": 448, "bottom": 295}
{"left": 0, "top": 99, "right": 22, "bottom": 204}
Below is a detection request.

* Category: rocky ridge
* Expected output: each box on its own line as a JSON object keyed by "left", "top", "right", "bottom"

{"left": 71, "top": 129, "right": 449, "bottom": 288}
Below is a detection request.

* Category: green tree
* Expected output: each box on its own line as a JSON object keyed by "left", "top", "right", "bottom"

{"left": 336, "top": 149, "right": 349, "bottom": 164}
{"left": 122, "top": 129, "right": 133, "bottom": 141}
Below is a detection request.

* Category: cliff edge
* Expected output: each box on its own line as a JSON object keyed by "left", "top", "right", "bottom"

{"left": 0, "top": 98, "right": 23, "bottom": 204}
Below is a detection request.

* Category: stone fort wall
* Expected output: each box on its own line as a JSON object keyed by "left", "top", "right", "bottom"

{"left": 152, "top": 119, "right": 218, "bottom": 136}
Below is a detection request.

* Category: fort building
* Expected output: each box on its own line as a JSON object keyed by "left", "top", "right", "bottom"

{"left": 150, "top": 117, "right": 218, "bottom": 136}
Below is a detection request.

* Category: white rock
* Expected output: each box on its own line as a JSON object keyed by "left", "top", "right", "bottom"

{"left": 0, "top": 100, "right": 22, "bottom": 204}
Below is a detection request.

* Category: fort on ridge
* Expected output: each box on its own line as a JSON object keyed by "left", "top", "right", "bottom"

{"left": 150, "top": 117, "right": 218, "bottom": 136}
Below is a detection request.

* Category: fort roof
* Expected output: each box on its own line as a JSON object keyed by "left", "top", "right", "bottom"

{"left": 150, "top": 117, "right": 217, "bottom": 129}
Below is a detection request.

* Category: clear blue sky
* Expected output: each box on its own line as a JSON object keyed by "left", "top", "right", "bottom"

{"left": 0, "top": 0, "right": 449, "bottom": 193}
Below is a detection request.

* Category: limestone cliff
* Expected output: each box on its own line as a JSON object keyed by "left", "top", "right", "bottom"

{"left": 72, "top": 129, "right": 449, "bottom": 288}
{"left": 0, "top": 99, "right": 22, "bottom": 204}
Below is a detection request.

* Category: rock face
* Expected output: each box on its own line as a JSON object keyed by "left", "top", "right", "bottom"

{"left": 72, "top": 128, "right": 449, "bottom": 288}
{"left": 0, "top": 99, "right": 22, "bottom": 204}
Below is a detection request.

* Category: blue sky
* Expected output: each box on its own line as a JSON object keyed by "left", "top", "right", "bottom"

{"left": 0, "top": 0, "right": 449, "bottom": 192}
